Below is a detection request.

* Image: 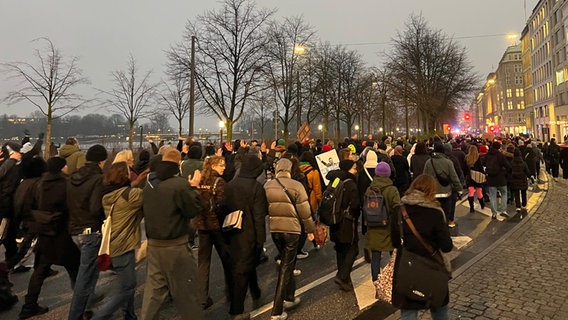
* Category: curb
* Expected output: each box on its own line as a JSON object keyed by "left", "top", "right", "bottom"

{"left": 384, "top": 172, "right": 551, "bottom": 320}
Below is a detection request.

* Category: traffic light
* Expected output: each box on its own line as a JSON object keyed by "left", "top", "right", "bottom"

{"left": 464, "top": 113, "right": 471, "bottom": 121}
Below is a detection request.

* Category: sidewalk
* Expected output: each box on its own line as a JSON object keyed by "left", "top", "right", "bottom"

{"left": 397, "top": 174, "right": 567, "bottom": 319}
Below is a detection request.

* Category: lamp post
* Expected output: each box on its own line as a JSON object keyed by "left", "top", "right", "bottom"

{"left": 139, "top": 125, "right": 143, "bottom": 149}
{"left": 354, "top": 125, "right": 360, "bottom": 138}
{"left": 294, "top": 45, "right": 305, "bottom": 130}
{"left": 318, "top": 124, "right": 324, "bottom": 142}
{"left": 219, "top": 121, "right": 225, "bottom": 146}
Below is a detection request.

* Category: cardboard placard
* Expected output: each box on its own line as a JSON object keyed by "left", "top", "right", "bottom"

{"left": 315, "top": 149, "right": 340, "bottom": 186}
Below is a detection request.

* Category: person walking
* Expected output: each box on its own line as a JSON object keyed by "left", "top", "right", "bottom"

{"left": 508, "top": 148, "right": 529, "bottom": 215}
{"left": 59, "top": 138, "right": 86, "bottom": 175}
{"left": 195, "top": 156, "right": 232, "bottom": 310}
{"left": 483, "top": 142, "right": 512, "bottom": 220}
{"left": 391, "top": 174, "right": 453, "bottom": 320}
{"left": 423, "top": 143, "right": 462, "bottom": 228}
{"left": 548, "top": 138, "right": 561, "bottom": 181}
{"left": 224, "top": 154, "right": 269, "bottom": 319}
{"left": 92, "top": 162, "right": 143, "bottom": 320}
{"left": 464, "top": 145, "right": 485, "bottom": 213}
{"left": 19, "top": 157, "right": 81, "bottom": 319}
{"left": 141, "top": 148, "right": 203, "bottom": 320}
{"left": 67, "top": 144, "right": 108, "bottom": 320}
{"left": 365, "top": 162, "right": 401, "bottom": 283}
{"left": 264, "top": 158, "right": 315, "bottom": 320}
{"left": 325, "top": 159, "right": 361, "bottom": 292}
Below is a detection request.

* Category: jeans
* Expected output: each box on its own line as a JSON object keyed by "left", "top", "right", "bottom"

{"left": 487, "top": 185, "right": 508, "bottom": 215}
{"left": 92, "top": 250, "right": 137, "bottom": 320}
{"left": 271, "top": 233, "right": 299, "bottom": 316}
{"left": 335, "top": 241, "right": 359, "bottom": 284}
{"left": 68, "top": 233, "right": 101, "bottom": 320}
{"left": 400, "top": 304, "right": 449, "bottom": 320}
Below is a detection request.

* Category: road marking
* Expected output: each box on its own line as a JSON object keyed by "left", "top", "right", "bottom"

{"left": 250, "top": 256, "right": 366, "bottom": 318}
{"left": 352, "top": 263, "right": 376, "bottom": 310}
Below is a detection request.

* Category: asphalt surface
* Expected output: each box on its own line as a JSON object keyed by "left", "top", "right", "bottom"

{"left": 0, "top": 171, "right": 557, "bottom": 320}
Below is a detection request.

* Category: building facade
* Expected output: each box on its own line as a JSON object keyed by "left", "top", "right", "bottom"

{"left": 528, "top": 0, "right": 555, "bottom": 141}
{"left": 494, "top": 44, "right": 526, "bottom": 135}
{"left": 550, "top": 0, "right": 568, "bottom": 141}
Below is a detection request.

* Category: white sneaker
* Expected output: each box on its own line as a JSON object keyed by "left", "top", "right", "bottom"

{"left": 296, "top": 251, "right": 309, "bottom": 259}
{"left": 496, "top": 215, "right": 505, "bottom": 222}
{"left": 293, "top": 269, "right": 301, "bottom": 276}
{"left": 283, "top": 297, "right": 301, "bottom": 309}
{"left": 271, "top": 312, "right": 288, "bottom": 320}
{"left": 499, "top": 212, "right": 509, "bottom": 218}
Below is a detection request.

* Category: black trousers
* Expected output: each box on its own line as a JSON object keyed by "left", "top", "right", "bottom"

{"left": 229, "top": 260, "right": 260, "bottom": 315}
{"left": 24, "top": 252, "right": 78, "bottom": 305}
{"left": 510, "top": 188, "right": 527, "bottom": 209}
{"left": 197, "top": 230, "right": 232, "bottom": 305}
{"left": 334, "top": 241, "right": 359, "bottom": 283}
{"left": 271, "top": 233, "right": 299, "bottom": 316}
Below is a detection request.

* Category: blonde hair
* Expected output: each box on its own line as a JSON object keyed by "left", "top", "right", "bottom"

{"left": 113, "top": 150, "right": 134, "bottom": 164}
{"left": 162, "top": 148, "right": 182, "bottom": 164}
{"left": 465, "top": 145, "right": 479, "bottom": 168}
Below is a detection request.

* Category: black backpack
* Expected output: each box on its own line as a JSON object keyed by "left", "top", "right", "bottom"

{"left": 363, "top": 187, "right": 390, "bottom": 227}
{"left": 317, "top": 177, "right": 352, "bottom": 226}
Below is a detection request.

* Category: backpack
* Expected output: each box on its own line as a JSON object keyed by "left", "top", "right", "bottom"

{"left": 317, "top": 177, "right": 352, "bottom": 226}
{"left": 363, "top": 187, "right": 390, "bottom": 227}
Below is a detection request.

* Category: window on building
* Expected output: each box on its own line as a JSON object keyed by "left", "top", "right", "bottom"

{"left": 515, "top": 76, "right": 523, "bottom": 85}
{"left": 508, "top": 101, "right": 513, "bottom": 110}
{"left": 557, "top": 69, "right": 565, "bottom": 84}
{"left": 514, "top": 64, "right": 522, "bottom": 73}
{"left": 516, "top": 88, "right": 524, "bottom": 97}
{"left": 507, "top": 89, "right": 512, "bottom": 98}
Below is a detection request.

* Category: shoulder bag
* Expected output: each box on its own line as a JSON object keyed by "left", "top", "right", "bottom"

{"left": 97, "top": 187, "right": 129, "bottom": 271}
{"left": 394, "top": 205, "right": 451, "bottom": 308}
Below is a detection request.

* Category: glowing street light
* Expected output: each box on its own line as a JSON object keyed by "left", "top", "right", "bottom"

{"left": 219, "top": 121, "right": 225, "bottom": 145}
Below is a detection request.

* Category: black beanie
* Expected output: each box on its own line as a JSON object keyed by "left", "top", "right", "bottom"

{"left": 433, "top": 143, "right": 445, "bottom": 153}
{"left": 188, "top": 145, "right": 203, "bottom": 159}
{"left": 138, "top": 150, "right": 150, "bottom": 161}
{"left": 339, "top": 159, "right": 355, "bottom": 172}
{"left": 286, "top": 143, "right": 299, "bottom": 155}
{"left": 86, "top": 144, "right": 108, "bottom": 162}
{"left": 47, "top": 156, "right": 67, "bottom": 174}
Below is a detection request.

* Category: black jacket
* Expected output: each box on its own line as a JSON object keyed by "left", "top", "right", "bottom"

{"left": 509, "top": 156, "right": 529, "bottom": 190}
{"left": 483, "top": 148, "right": 511, "bottom": 187}
{"left": 0, "top": 159, "right": 22, "bottom": 219}
{"left": 36, "top": 172, "right": 80, "bottom": 266}
{"left": 67, "top": 162, "right": 105, "bottom": 235}
{"left": 326, "top": 169, "right": 360, "bottom": 244}
{"left": 225, "top": 155, "right": 268, "bottom": 273}
{"left": 143, "top": 161, "right": 203, "bottom": 240}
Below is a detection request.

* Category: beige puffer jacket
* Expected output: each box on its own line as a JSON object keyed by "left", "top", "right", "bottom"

{"left": 264, "top": 172, "right": 315, "bottom": 235}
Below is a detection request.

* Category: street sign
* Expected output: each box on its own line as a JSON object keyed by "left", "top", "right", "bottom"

{"left": 297, "top": 122, "right": 311, "bottom": 141}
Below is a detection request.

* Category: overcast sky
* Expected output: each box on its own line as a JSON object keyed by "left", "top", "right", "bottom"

{"left": 0, "top": 0, "right": 538, "bottom": 131}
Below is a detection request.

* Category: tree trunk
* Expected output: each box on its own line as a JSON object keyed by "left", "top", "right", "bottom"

{"left": 128, "top": 122, "right": 134, "bottom": 151}
{"left": 178, "top": 118, "right": 183, "bottom": 137}
{"left": 44, "top": 110, "right": 52, "bottom": 159}
{"left": 226, "top": 120, "right": 233, "bottom": 142}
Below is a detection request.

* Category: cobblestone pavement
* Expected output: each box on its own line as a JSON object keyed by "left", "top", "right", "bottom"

{"left": 444, "top": 177, "right": 568, "bottom": 320}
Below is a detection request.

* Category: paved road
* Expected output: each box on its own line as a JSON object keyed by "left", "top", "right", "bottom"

{"left": 0, "top": 174, "right": 554, "bottom": 320}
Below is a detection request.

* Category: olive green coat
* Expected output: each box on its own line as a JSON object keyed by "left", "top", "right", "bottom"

{"left": 364, "top": 175, "right": 401, "bottom": 252}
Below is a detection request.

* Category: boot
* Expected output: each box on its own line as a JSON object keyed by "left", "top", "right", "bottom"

{"left": 478, "top": 197, "right": 485, "bottom": 210}
{"left": 18, "top": 303, "right": 48, "bottom": 319}
{"left": 468, "top": 197, "right": 475, "bottom": 213}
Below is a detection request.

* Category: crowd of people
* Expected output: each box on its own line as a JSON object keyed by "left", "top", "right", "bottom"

{"left": 0, "top": 130, "right": 564, "bottom": 320}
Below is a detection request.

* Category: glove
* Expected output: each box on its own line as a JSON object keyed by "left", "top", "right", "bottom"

{"left": 38, "top": 132, "right": 44, "bottom": 140}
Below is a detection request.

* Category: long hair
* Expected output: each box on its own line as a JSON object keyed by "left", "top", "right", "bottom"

{"left": 405, "top": 174, "right": 439, "bottom": 203}
{"left": 103, "top": 162, "right": 130, "bottom": 186}
{"left": 465, "top": 145, "right": 479, "bottom": 168}
{"left": 299, "top": 151, "right": 317, "bottom": 169}
{"left": 201, "top": 155, "right": 224, "bottom": 184}
{"left": 113, "top": 149, "right": 134, "bottom": 165}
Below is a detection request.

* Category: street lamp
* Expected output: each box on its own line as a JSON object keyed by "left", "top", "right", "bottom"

{"left": 219, "top": 121, "right": 225, "bottom": 146}
{"left": 294, "top": 44, "right": 306, "bottom": 130}
{"left": 318, "top": 124, "right": 324, "bottom": 142}
{"left": 354, "top": 125, "right": 360, "bottom": 138}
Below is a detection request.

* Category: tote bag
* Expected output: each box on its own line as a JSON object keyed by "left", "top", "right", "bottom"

{"left": 97, "top": 204, "right": 114, "bottom": 271}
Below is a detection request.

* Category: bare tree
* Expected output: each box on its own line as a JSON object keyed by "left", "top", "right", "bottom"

{"left": 159, "top": 76, "right": 189, "bottom": 136}
{"left": 168, "top": 0, "right": 274, "bottom": 141}
{"left": 148, "top": 113, "right": 171, "bottom": 133}
{"left": 1, "top": 38, "right": 90, "bottom": 158}
{"left": 385, "top": 15, "right": 478, "bottom": 133}
{"left": 99, "top": 54, "right": 159, "bottom": 150}
{"left": 264, "top": 16, "right": 316, "bottom": 138}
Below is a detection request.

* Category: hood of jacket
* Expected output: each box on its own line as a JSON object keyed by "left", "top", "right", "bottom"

{"left": 155, "top": 161, "right": 181, "bottom": 181}
{"left": 69, "top": 162, "right": 102, "bottom": 187}
{"left": 325, "top": 168, "right": 349, "bottom": 182}
{"left": 368, "top": 175, "right": 394, "bottom": 193}
{"left": 401, "top": 190, "right": 444, "bottom": 214}
{"left": 59, "top": 144, "right": 80, "bottom": 157}
{"left": 239, "top": 155, "right": 264, "bottom": 179}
